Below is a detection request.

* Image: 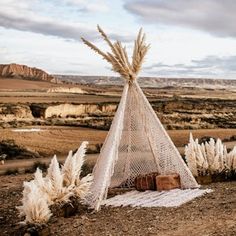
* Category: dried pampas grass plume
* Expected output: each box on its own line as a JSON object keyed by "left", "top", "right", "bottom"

{"left": 62, "top": 141, "right": 88, "bottom": 187}
{"left": 17, "top": 181, "right": 52, "bottom": 224}
{"left": 46, "top": 155, "right": 72, "bottom": 203}
{"left": 81, "top": 25, "right": 150, "bottom": 82}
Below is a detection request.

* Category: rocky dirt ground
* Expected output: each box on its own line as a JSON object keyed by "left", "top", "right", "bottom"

{"left": 0, "top": 174, "right": 235, "bottom": 236}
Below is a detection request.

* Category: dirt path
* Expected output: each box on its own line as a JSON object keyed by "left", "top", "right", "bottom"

{"left": 1, "top": 126, "right": 235, "bottom": 175}
{"left": 0, "top": 154, "right": 98, "bottom": 175}
{"left": 0, "top": 127, "right": 235, "bottom": 175}
{"left": 1, "top": 141, "right": 235, "bottom": 175}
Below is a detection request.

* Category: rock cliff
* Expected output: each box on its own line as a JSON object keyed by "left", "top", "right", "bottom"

{"left": 0, "top": 104, "right": 33, "bottom": 120}
{"left": 45, "top": 103, "right": 117, "bottom": 118}
{"left": 0, "top": 63, "right": 55, "bottom": 82}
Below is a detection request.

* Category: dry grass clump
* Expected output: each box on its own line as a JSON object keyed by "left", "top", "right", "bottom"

{"left": 81, "top": 25, "right": 150, "bottom": 82}
{"left": 17, "top": 141, "right": 93, "bottom": 224}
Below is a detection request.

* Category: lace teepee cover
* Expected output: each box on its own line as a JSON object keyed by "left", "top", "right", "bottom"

{"left": 85, "top": 81, "right": 198, "bottom": 210}
{"left": 82, "top": 26, "right": 198, "bottom": 210}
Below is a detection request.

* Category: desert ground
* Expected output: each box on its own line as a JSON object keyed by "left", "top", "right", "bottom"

{"left": 0, "top": 174, "right": 235, "bottom": 236}
{"left": 0, "top": 78, "right": 236, "bottom": 235}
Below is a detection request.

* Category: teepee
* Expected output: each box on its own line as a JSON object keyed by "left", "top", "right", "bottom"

{"left": 82, "top": 26, "right": 198, "bottom": 210}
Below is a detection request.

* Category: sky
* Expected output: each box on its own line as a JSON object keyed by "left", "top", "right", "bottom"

{"left": 1, "top": 0, "right": 236, "bottom": 79}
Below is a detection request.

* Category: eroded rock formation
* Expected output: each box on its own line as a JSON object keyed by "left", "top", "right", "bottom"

{"left": 0, "top": 104, "right": 33, "bottom": 120}
{"left": 0, "top": 98, "right": 235, "bottom": 130}
{"left": 45, "top": 103, "right": 117, "bottom": 118}
{"left": 0, "top": 63, "right": 55, "bottom": 82}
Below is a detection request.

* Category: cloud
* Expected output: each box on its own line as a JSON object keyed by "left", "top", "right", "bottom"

{"left": 0, "top": 0, "right": 132, "bottom": 42}
{"left": 64, "top": 0, "right": 110, "bottom": 13}
{"left": 125, "top": 0, "right": 236, "bottom": 38}
{"left": 144, "top": 55, "right": 236, "bottom": 78}
{"left": 0, "top": 11, "right": 97, "bottom": 41}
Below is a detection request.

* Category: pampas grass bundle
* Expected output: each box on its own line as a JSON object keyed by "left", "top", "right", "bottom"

{"left": 18, "top": 142, "right": 93, "bottom": 224}
{"left": 81, "top": 25, "right": 150, "bottom": 82}
{"left": 185, "top": 133, "right": 236, "bottom": 177}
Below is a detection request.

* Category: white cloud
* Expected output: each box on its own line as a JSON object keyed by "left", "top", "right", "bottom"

{"left": 143, "top": 55, "right": 236, "bottom": 78}
{"left": 0, "top": 0, "right": 132, "bottom": 42}
{"left": 0, "top": 0, "right": 96, "bottom": 40}
{"left": 125, "top": 0, "right": 236, "bottom": 38}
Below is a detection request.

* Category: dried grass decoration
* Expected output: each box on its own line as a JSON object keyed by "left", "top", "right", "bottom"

{"left": 81, "top": 25, "right": 150, "bottom": 83}
{"left": 17, "top": 142, "right": 93, "bottom": 227}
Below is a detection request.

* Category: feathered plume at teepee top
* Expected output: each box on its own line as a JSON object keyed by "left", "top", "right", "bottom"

{"left": 81, "top": 25, "right": 150, "bottom": 82}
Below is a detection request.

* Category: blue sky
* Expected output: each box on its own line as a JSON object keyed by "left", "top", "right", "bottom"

{"left": 1, "top": 0, "right": 236, "bottom": 79}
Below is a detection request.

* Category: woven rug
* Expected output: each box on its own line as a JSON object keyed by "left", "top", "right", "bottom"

{"left": 102, "top": 188, "right": 212, "bottom": 208}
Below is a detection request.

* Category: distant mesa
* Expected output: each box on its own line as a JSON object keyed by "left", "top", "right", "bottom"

{"left": 55, "top": 75, "right": 236, "bottom": 89}
{"left": 0, "top": 63, "right": 56, "bottom": 82}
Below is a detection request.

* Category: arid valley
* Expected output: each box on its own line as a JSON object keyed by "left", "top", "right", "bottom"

{"left": 0, "top": 64, "right": 236, "bottom": 235}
